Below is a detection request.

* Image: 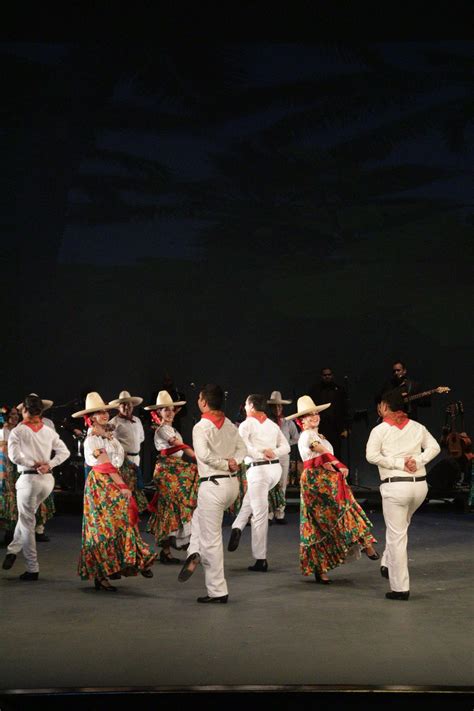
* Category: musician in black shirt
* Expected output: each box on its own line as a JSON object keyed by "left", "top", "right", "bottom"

{"left": 375, "top": 360, "right": 431, "bottom": 422}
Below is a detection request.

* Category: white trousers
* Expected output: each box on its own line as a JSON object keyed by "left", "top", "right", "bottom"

{"left": 274, "top": 454, "right": 290, "bottom": 519}
{"left": 8, "top": 473, "right": 55, "bottom": 572}
{"left": 233, "top": 462, "right": 281, "bottom": 560}
{"left": 380, "top": 480, "right": 428, "bottom": 592}
{"left": 194, "top": 476, "right": 239, "bottom": 598}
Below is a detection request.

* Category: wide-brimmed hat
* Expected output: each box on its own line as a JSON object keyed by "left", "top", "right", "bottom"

{"left": 72, "top": 392, "right": 115, "bottom": 418}
{"left": 17, "top": 393, "right": 53, "bottom": 411}
{"left": 144, "top": 390, "right": 186, "bottom": 411}
{"left": 286, "top": 395, "right": 331, "bottom": 421}
{"left": 267, "top": 390, "right": 292, "bottom": 405}
{"left": 108, "top": 390, "right": 143, "bottom": 407}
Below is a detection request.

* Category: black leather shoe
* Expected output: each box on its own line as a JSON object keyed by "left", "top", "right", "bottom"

{"left": 386, "top": 590, "right": 409, "bottom": 600}
{"left": 35, "top": 532, "right": 50, "bottom": 542}
{"left": 159, "top": 549, "right": 181, "bottom": 565}
{"left": 141, "top": 568, "right": 154, "bottom": 578}
{"left": 314, "top": 571, "right": 332, "bottom": 585}
{"left": 248, "top": 559, "right": 268, "bottom": 572}
{"left": 228, "top": 528, "right": 241, "bottom": 552}
{"left": 178, "top": 553, "right": 201, "bottom": 582}
{"left": 275, "top": 518, "right": 287, "bottom": 525}
{"left": 2, "top": 553, "right": 16, "bottom": 570}
{"left": 380, "top": 566, "right": 389, "bottom": 579}
{"left": 196, "top": 594, "right": 228, "bottom": 604}
{"left": 19, "top": 571, "right": 38, "bottom": 581}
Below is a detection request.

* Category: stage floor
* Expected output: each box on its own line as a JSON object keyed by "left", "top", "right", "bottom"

{"left": 0, "top": 508, "right": 472, "bottom": 705}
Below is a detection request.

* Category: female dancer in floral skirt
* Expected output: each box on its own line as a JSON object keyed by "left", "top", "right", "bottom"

{"left": 73, "top": 392, "right": 156, "bottom": 592}
{"left": 287, "top": 396, "right": 379, "bottom": 585}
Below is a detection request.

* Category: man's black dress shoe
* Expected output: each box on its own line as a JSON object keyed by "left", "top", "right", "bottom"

{"left": 228, "top": 528, "right": 241, "bottom": 552}
{"left": 196, "top": 594, "right": 228, "bottom": 604}
{"left": 380, "top": 566, "right": 389, "bottom": 579}
{"left": 2, "top": 553, "right": 16, "bottom": 569}
{"left": 178, "top": 553, "right": 201, "bottom": 582}
{"left": 35, "top": 532, "right": 50, "bottom": 542}
{"left": 385, "top": 591, "right": 409, "bottom": 600}
{"left": 275, "top": 518, "right": 287, "bottom": 525}
{"left": 19, "top": 571, "right": 38, "bottom": 581}
{"left": 248, "top": 559, "right": 268, "bottom": 572}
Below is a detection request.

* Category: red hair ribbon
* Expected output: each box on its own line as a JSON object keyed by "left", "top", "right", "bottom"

{"left": 84, "top": 415, "right": 93, "bottom": 428}
{"left": 150, "top": 411, "right": 162, "bottom": 426}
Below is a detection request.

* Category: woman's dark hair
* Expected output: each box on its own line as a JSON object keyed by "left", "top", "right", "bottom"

{"left": 200, "top": 384, "right": 224, "bottom": 410}
{"left": 381, "top": 389, "right": 406, "bottom": 413}
{"left": 247, "top": 393, "right": 267, "bottom": 413}
{"left": 23, "top": 394, "right": 43, "bottom": 417}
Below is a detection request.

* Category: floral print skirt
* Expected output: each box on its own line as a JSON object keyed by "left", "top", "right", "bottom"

{"left": 119, "top": 457, "right": 149, "bottom": 513}
{"left": 300, "top": 466, "right": 376, "bottom": 575}
{"left": 0, "top": 459, "right": 55, "bottom": 529}
{"left": 78, "top": 467, "right": 156, "bottom": 580}
{"left": 146, "top": 456, "right": 199, "bottom": 546}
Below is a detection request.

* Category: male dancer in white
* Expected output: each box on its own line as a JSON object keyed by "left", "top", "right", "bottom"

{"left": 2, "top": 395, "right": 70, "bottom": 580}
{"left": 228, "top": 393, "right": 290, "bottom": 571}
{"left": 179, "top": 384, "right": 246, "bottom": 603}
{"left": 366, "top": 389, "right": 440, "bottom": 600}
{"left": 17, "top": 393, "right": 56, "bottom": 542}
{"left": 109, "top": 390, "right": 145, "bottom": 468}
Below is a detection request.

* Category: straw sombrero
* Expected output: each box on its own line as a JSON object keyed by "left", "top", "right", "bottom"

{"left": 72, "top": 392, "right": 115, "bottom": 418}
{"left": 144, "top": 390, "right": 186, "bottom": 411}
{"left": 109, "top": 390, "right": 143, "bottom": 407}
{"left": 286, "top": 395, "right": 331, "bottom": 421}
{"left": 17, "top": 393, "right": 53, "bottom": 411}
{"left": 267, "top": 390, "right": 292, "bottom": 405}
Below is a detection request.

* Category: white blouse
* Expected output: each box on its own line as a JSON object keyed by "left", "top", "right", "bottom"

{"left": 84, "top": 430, "right": 125, "bottom": 469}
{"left": 154, "top": 424, "right": 183, "bottom": 458}
{"left": 298, "top": 429, "right": 334, "bottom": 462}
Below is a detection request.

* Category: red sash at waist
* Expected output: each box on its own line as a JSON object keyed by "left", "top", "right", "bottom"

{"left": 303, "top": 452, "right": 351, "bottom": 504}
{"left": 93, "top": 462, "right": 139, "bottom": 525}
{"left": 159, "top": 443, "right": 191, "bottom": 456}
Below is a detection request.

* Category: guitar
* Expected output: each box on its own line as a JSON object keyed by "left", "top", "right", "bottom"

{"left": 442, "top": 401, "right": 472, "bottom": 459}
{"left": 404, "top": 386, "right": 450, "bottom": 403}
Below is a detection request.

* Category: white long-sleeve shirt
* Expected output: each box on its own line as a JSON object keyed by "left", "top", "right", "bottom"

{"left": 109, "top": 415, "right": 144, "bottom": 465}
{"left": 8, "top": 422, "right": 70, "bottom": 472}
{"left": 366, "top": 419, "right": 440, "bottom": 481}
{"left": 193, "top": 417, "right": 247, "bottom": 478}
{"left": 238, "top": 417, "right": 290, "bottom": 464}
{"left": 298, "top": 429, "right": 334, "bottom": 462}
{"left": 153, "top": 424, "right": 184, "bottom": 458}
{"left": 83, "top": 430, "right": 125, "bottom": 469}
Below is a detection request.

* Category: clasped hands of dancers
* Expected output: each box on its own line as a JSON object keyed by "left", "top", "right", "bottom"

{"left": 2, "top": 385, "right": 440, "bottom": 603}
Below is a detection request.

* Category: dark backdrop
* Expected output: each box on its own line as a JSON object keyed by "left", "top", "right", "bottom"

{"left": 2, "top": 41, "right": 473, "bottom": 471}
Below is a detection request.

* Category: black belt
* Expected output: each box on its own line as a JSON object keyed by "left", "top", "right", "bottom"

{"left": 199, "top": 474, "right": 238, "bottom": 485}
{"left": 248, "top": 459, "right": 279, "bottom": 468}
{"left": 381, "top": 476, "right": 427, "bottom": 484}
{"left": 127, "top": 452, "right": 140, "bottom": 456}
{"left": 22, "top": 469, "right": 40, "bottom": 475}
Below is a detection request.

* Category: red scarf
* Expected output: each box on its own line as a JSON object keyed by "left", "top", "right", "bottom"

{"left": 248, "top": 412, "right": 267, "bottom": 424}
{"left": 94, "top": 462, "right": 139, "bottom": 526}
{"left": 303, "top": 452, "right": 351, "bottom": 504}
{"left": 21, "top": 416, "right": 43, "bottom": 433}
{"left": 201, "top": 411, "right": 226, "bottom": 429}
{"left": 383, "top": 411, "right": 409, "bottom": 430}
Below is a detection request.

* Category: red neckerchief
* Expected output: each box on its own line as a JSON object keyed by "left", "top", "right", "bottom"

{"left": 248, "top": 412, "right": 267, "bottom": 424}
{"left": 383, "top": 411, "right": 410, "bottom": 430}
{"left": 118, "top": 414, "right": 135, "bottom": 423}
{"left": 201, "top": 411, "right": 226, "bottom": 429}
{"left": 21, "top": 416, "right": 43, "bottom": 433}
